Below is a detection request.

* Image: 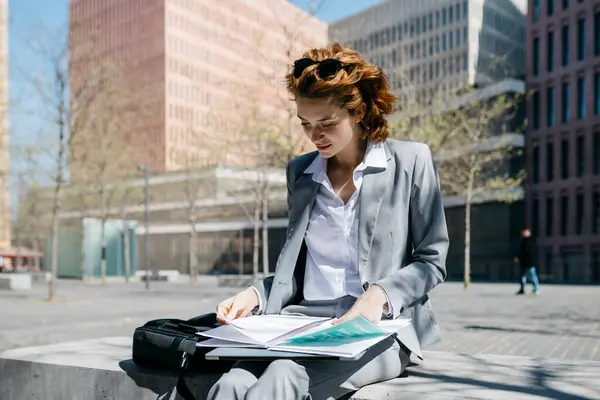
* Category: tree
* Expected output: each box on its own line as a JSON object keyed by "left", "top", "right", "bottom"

{"left": 24, "top": 24, "right": 121, "bottom": 298}
{"left": 435, "top": 90, "right": 525, "bottom": 289}
{"left": 69, "top": 62, "right": 146, "bottom": 284}
{"left": 215, "top": 1, "right": 327, "bottom": 277}
{"left": 174, "top": 126, "right": 214, "bottom": 283}
{"left": 10, "top": 147, "right": 46, "bottom": 271}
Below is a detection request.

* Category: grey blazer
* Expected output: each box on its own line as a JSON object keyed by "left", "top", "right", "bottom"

{"left": 253, "top": 139, "right": 449, "bottom": 349}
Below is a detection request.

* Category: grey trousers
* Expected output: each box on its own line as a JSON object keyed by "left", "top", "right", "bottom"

{"left": 206, "top": 297, "right": 411, "bottom": 400}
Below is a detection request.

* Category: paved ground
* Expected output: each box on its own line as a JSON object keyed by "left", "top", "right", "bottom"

{"left": 0, "top": 279, "right": 599, "bottom": 362}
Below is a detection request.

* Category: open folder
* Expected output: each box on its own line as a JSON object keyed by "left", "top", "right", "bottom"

{"left": 196, "top": 315, "right": 421, "bottom": 359}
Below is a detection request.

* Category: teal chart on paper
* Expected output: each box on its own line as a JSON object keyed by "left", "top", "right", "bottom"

{"left": 282, "top": 316, "right": 387, "bottom": 347}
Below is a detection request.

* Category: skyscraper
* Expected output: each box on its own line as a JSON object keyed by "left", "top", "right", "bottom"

{"left": 0, "top": 0, "right": 9, "bottom": 250}
{"left": 68, "top": 0, "right": 327, "bottom": 177}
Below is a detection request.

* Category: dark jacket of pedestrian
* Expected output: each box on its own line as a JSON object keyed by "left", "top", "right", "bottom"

{"left": 518, "top": 236, "right": 535, "bottom": 268}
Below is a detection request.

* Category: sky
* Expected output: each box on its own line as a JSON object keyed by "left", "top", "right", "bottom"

{"left": 6, "top": 0, "right": 384, "bottom": 210}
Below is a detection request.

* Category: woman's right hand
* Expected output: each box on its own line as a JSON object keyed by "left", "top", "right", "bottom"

{"left": 216, "top": 287, "right": 260, "bottom": 324}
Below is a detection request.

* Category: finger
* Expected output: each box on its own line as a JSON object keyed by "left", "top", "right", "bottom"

{"left": 332, "top": 313, "right": 351, "bottom": 325}
{"left": 216, "top": 313, "right": 228, "bottom": 325}
{"left": 225, "top": 305, "right": 240, "bottom": 320}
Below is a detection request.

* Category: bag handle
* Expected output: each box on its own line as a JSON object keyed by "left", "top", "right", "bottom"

{"left": 175, "top": 353, "right": 195, "bottom": 400}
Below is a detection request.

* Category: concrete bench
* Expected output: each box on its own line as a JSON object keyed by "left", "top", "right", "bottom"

{"left": 1, "top": 337, "right": 599, "bottom": 400}
{"left": 0, "top": 273, "right": 32, "bottom": 291}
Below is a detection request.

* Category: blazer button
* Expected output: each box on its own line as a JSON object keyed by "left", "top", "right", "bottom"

{"left": 362, "top": 282, "right": 370, "bottom": 291}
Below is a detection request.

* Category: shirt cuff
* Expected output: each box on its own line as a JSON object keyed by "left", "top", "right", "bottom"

{"left": 373, "top": 284, "right": 393, "bottom": 318}
{"left": 250, "top": 286, "right": 263, "bottom": 314}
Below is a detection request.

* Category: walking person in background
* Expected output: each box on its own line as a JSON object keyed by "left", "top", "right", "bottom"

{"left": 514, "top": 228, "right": 540, "bottom": 295}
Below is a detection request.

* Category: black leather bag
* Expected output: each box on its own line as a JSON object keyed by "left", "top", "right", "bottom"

{"left": 132, "top": 313, "right": 234, "bottom": 400}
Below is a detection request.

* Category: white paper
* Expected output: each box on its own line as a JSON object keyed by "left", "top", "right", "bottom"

{"left": 199, "top": 315, "right": 330, "bottom": 346}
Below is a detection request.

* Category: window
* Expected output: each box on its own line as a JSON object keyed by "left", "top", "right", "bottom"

{"left": 562, "top": 25, "right": 570, "bottom": 66}
{"left": 562, "top": 0, "right": 569, "bottom": 9}
{"left": 532, "top": 198, "right": 540, "bottom": 236}
{"left": 548, "top": 0, "right": 555, "bottom": 15}
{"left": 576, "top": 193, "right": 584, "bottom": 235}
{"left": 595, "top": 73, "right": 600, "bottom": 115}
{"left": 546, "top": 196, "right": 554, "bottom": 236}
{"left": 533, "top": 37, "right": 540, "bottom": 76}
{"left": 533, "top": 90, "right": 541, "bottom": 129}
{"left": 596, "top": 11, "right": 600, "bottom": 55}
{"left": 449, "top": 31, "right": 454, "bottom": 49}
{"left": 464, "top": 0, "right": 468, "bottom": 18}
{"left": 442, "top": 8, "right": 447, "bottom": 25}
{"left": 594, "top": 191, "right": 600, "bottom": 234}
{"left": 533, "top": 0, "right": 540, "bottom": 21}
{"left": 547, "top": 31, "right": 554, "bottom": 72}
{"left": 577, "top": 18, "right": 585, "bottom": 61}
{"left": 449, "top": 6, "right": 454, "bottom": 24}
{"left": 547, "top": 141, "right": 555, "bottom": 181}
{"left": 577, "top": 77, "right": 585, "bottom": 119}
{"left": 560, "top": 194, "right": 569, "bottom": 236}
{"left": 594, "top": 131, "right": 600, "bottom": 175}
{"left": 533, "top": 146, "right": 540, "bottom": 183}
{"left": 442, "top": 33, "right": 447, "bottom": 51}
{"left": 561, "top": 138, "right": 569, "bottom": 179}
{"left": 561, "top": 81, "right": 570, "bottom": 123}
{"left": 576, "top": 135, "right": 585, "bottom": 177}
{"left": 547, "top": 86, "right": 555, "bottom": 127}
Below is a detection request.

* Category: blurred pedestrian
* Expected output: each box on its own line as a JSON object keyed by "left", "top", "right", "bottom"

{"left": 514, "top": 228, "right": 540, "bottom": 295}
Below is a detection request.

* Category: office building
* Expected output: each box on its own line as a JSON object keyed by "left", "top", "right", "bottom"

{"left": 525, "top": 0, "right": 600, "bottom": 283}
{"left": 330, "top": 0, "right": 527, "bottom": 102}
{"left": 0, "top": 0, "right": 8, "bottom": 250}
{"left": 68, "top": 0, "right": 327, "bottom": 177}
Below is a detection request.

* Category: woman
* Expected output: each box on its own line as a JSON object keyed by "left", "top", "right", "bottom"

{"left": 208, "top": 43, "right": 449, "bottom": 400}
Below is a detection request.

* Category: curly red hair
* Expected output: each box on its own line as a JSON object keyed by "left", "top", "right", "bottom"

{"left": 285, "top": 42, "right": 397, "bottom": 142}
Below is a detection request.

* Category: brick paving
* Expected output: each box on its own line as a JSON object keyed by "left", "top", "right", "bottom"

{"left": 0, "top": 279, "right": 598, "bottom": 361}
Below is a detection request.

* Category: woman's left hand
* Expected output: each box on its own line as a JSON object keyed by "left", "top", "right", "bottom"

{"left": 332, "top": 285, "right": 388, "bottom": 325}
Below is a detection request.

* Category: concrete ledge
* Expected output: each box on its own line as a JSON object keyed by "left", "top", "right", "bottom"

{"left": 0, "top": 273, "right": 32, "bottom": 291}
{"left": 1, "top": 337, "right": 600, "bottom": 400}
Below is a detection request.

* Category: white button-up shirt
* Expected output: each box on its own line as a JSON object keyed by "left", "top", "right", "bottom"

{"left": 303, "top": 141, "right": 388, "bottom": 301}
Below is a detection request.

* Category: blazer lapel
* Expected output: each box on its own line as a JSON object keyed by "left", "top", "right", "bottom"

{"left": 358, "top": 145, "right": 393, "bottom": 278}
{"left": 290, "top": 173, "right": 319, "bottom": 224}
{"left": 266, "top": 173, "right": 318, "bottom": 314}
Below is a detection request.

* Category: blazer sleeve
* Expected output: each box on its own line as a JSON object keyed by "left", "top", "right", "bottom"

{"left": 375, "top": 144, "right": 449, "bottom": 319}
{"left": 249, "top": 160, "right": 295, "bottom": 313}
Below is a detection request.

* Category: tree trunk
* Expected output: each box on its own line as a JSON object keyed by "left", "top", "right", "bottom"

{"left": 100, "top": 188, "right": 108, "bottom": 284}
{"left": 464, "top": 198, "right": 472, "bottom": 289}
{"left": 123, "top": 222, "right": 131, "bottom": 283}
{"left": 100, "top": 216, "right": 107, "bottom": 285}
{"left": 33, "top": 237, "right": 40, "bottom": 270}
{"left": 464, "top": 168, "right": 476, "bottom": 289}
{"left": 252, "top": 203, "right": 260, "bottom": 278}
{"left": 189, "top": 213, "right": 198, "bottom": 283}
{"left": 49, "top": 213, "right": 59, "bottom": 301}
{"left": 49, "top": 97, "right": 66, "bottom": 302}
{"left": 80, "top": 221, "right": 87, "bottom": 281}
{"left": 14, "top": 232, "right": 22, "bottom": 271}
{"left": 261, "top": 177, "right": 269, "bottom": 276}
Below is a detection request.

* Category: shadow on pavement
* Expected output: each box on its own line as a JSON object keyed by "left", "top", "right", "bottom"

{"left": 464, "top": 324, "right": 600, "bottom": 340}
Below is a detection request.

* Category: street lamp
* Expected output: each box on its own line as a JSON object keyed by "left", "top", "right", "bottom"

{"left": 138, "top": 164, "right": 150, "bottom": 290}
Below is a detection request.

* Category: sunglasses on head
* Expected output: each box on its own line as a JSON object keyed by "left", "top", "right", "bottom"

{"left": 293, "top": 58, "right": 345, "bottom": 79}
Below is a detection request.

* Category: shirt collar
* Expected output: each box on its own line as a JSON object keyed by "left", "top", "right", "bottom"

{"left": 304, "top": 140, "right": 388, "bottom": 176}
